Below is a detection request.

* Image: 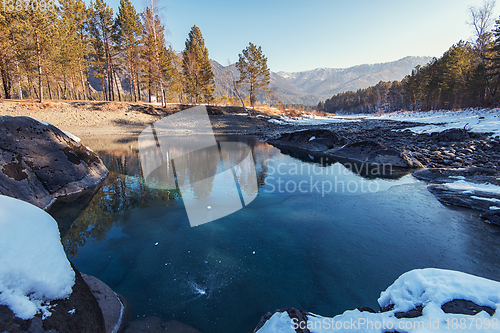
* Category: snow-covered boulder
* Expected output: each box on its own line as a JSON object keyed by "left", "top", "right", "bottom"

{"left": 255, "top": 268, "right": 500, "bottom": 333}
{"left": 0, "top": 116, "right": 108, "bottom": 211}
{"left": 0, "top": 195, "right": 105, "bottom": 332}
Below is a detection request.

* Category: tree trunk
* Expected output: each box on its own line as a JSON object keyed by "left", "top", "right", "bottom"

{"left": 0, "top": 58, "right": 12, "bottom": 99}
{"left": 128, "top": 55, "right": 136, "bottom": 102}
{"left": 46, "top": 74, "right": 52, "bottom": 100}
{"left": 79, "top": 63, "right": 87, "bottom": 100}
{"left": 136, "top": 69, "right": 141, "bottom": 101}
{"left": 16, "top": 62, "right": 22, "bottom": 99}
{"left": 112, "top": 66, "right": 121, "bottom": 102}
{"left": 35, "top": 29, "right": 43, "bottom": 103}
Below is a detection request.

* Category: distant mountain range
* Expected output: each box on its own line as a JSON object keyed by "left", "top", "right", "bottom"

{"left": 89, "top": 55, "right": 431, "bottom": 105}
{"left": 211, "top": 56, "right": 432, "bottom": 105}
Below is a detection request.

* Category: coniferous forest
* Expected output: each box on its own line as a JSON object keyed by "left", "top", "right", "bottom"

{"left": 0, "top": 0, "right": 271, "bottom": 106}
{"left": 3, "top": 0, "right": 500, "bottom": 114}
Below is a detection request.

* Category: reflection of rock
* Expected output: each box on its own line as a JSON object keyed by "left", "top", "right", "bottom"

{"left": 124, "top": 317, "right": 202, "bottom": 333}
{"left": 0, "top": 264, "right": 105, "bottom": 333}
{"left": 326, "top": 140, "right": 424, "bottom": 168}
{"left": 0, "top": 116, "right": 108, "bottom": 211}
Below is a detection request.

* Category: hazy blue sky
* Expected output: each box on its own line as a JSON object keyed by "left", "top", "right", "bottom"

{"left": 100, "top": 0, "right": 499, "bottom": 72}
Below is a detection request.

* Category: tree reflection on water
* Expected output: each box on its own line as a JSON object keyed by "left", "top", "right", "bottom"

{"left": 62, "top": 135, "right": 275, "bottom": 258}
{"left": 63, "top": 149, "right": 181, "bottom": 258}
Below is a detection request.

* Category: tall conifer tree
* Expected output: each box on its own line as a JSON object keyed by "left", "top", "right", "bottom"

{"left": 236, "top": 42, "right": 270, "bottom": 107}
{"left": 181, "top": 25, "right": 214, "bottom": 104}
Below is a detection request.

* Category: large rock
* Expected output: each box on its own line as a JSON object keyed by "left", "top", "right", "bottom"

{"left": 82, "top": 274, "right": 133, "bottom": 333}
{"left": 0, "top": 116, "right": 108, "bottom": 210}
{"left": 326, "top": 140, "right": 424, "bottom": 168}
{"left": 269, "top": 129, "right": 347, "bottom": 152}
{"left": 437, "top": 128, "right": 470, "bottom": 142}
{"left": 0, "top": 264, "right": 106, "bottom": 333}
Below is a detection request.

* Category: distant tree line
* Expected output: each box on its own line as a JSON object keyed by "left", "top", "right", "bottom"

{"left": 322, "top": 1, "right": 500, "bottom": 114}
{"left": 0, "top": 0, "right": 270, "bottom": 106}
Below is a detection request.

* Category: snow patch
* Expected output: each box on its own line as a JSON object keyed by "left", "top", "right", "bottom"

{"left": 444, "top": 180, "right": 500, "bottom": 195}
{"left": 0, "top": 195, "right": 75, "bottom": 320}
{"left": 268, "top": 119, "right": 286, "bottom": 125}
{"left": 470, "top": 196, "right": 500, "bottom": 203}
{"left": 256, "top": 268, "right": 500, "bottom": 333}
{"left": 371, "top": 109, "right": 500, "bottom": 137}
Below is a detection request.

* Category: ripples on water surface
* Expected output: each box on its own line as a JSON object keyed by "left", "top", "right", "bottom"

{"left": 62, "top": 135, "right": 500, "bottom": 333}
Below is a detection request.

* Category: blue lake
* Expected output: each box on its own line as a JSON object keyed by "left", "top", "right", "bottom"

{"left": 63, "top": 135, "right": 500, "bottom": 333}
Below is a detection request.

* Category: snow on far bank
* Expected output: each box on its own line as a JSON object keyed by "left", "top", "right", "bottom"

{"left": 268, "top": 113, "right": 361, "bottom": 126}
{"left": 256, "top": 268, "right": 500, "bottom": 333}
{"left": 0, "top": 195, "right": 75, "bottom": 320}
{"left": 372, "top": 109, "right": 500, "bottom": 137}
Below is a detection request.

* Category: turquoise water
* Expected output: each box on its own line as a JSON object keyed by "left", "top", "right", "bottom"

{"left": 64, "top": 135, "right": 500, "bottom": 333}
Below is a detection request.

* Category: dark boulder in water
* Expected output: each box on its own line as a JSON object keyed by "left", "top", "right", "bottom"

{"left": 269, "top": 129, "right": 347, "bottom": 152}
{"left": 326, "top": 140, "right": 424, "bottom": 168}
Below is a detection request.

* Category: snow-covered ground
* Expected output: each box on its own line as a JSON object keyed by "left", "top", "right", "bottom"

{"left": 371, "top": 109, "right": 500, "bottom": 137}
{"left": 267, "top": 113, "right": 361, "bottom": 125}
{"left": 265, "top": 109, "right": 500, "bottom": 137}
{"left": 0, "top": 195, "right": 75, "bottom": 320}
{"left": 257, "top": 268, "right": 500, "bottom": 333}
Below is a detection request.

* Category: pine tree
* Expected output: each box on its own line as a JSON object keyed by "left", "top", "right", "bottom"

{"left": 114, "top": 0, "right": 142, "bottom": 101}
{"left": 141, "top": 6, "right": 166, "bottom": 104}
{"left": 59, "top": 0, "right": 89, "bottom": 100}
{"left": 181, "top": 25, "right": 215, "bottom": 104}
{"left": 17, "top": 1, "right": 58, "bottom": 103}
{"left": 88, "top": 0, "right": 116, "bottom": 101}
{"left": 235, "top": 42, "right": 270, "bottom": 107}
{"left": 0, "top": 8, "right": 17, "bottom": 99}
{"left": 161, "top": 45, "right": 182, "bottom": 102}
